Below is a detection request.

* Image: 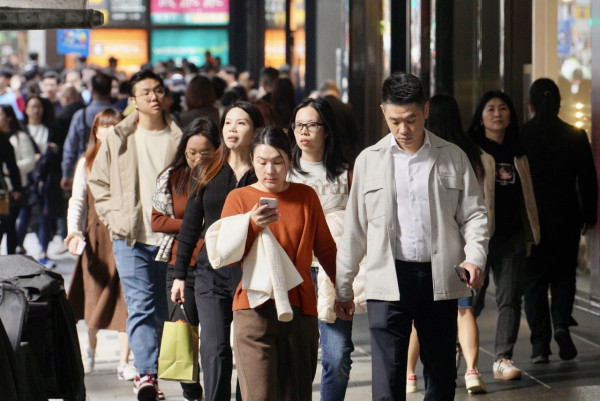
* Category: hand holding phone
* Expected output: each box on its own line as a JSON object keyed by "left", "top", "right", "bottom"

{"left": 259, "top": 197, "right": 278, "bottom": 211}
{"left": 454, "top": 265, "right": 470, "bottom": 284}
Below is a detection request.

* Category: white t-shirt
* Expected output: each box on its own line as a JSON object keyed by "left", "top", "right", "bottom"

{"left": 135, "top": 124, "right": 174, "bottom": 245}
{"left": 288, "top": 158, "right": 349, "bottom": 213}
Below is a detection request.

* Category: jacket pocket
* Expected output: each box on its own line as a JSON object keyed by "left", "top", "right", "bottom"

{"left": 438, "top": 175, "right": 463, "bottom": 190}
{"left": 363, "top": 178, "right": 385, "bottom": 220}
{"left": 437, "top": 175, "right": 463, "bottom": 214}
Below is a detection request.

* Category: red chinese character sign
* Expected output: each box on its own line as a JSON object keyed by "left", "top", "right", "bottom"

{"left": 151, "top": 0, "right": 229, "bottom": 25}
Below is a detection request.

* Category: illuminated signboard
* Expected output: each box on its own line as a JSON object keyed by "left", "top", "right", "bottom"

{"left": 150, "top": 0, "right": 229, "bottom": 26}
{"left": 87, "top": 29, "right": 148, "bottom": 76}
{"left": 89, "top": 0, "right": 148, "bottom": 27}
{"left": 151, "top": 29, "right": 229, "bottom": 66}
{"left": 57, "top": 29, "right": 90, "bottom": 57}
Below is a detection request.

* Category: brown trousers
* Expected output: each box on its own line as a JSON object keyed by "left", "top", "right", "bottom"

{"left": 233, "top": 306, "right": 319, "bottom": 401}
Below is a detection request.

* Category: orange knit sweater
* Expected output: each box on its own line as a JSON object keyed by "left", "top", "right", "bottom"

{"left": 221, "top": 183, "right": 336, "bottom": 316}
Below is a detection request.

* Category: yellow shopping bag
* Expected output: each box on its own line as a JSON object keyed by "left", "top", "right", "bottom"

{"left": 158, "top": 303, "right": 199, "bottom": 383}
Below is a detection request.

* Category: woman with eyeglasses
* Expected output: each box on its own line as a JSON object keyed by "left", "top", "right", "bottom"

{"left": 286, "top": 97, "right": 366, "bottom": 401}
{"left": 151, "top": 118, "right": 220, "bottom": 401}
{"left": 172, "top": 102, "right": 264, "bottom": 401}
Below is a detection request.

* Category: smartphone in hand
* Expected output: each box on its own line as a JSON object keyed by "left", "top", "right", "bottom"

{"left": 454, "top": 265, "right": 470, "bottom": 284}
{"left": 259, "top": 197, "right": 278, "bottom": 212}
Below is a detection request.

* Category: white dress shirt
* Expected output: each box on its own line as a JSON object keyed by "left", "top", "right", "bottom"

{"left": 390, "top": 133, "right": 432, "bottom": 262}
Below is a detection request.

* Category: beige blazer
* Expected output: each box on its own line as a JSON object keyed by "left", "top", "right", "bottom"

{"left": 336, "top": 131, "right": 489, "bottom": 302}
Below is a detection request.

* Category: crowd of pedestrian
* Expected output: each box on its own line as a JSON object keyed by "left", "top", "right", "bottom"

{"left": 0, "top": 54, "right": 596, "bottom": 401}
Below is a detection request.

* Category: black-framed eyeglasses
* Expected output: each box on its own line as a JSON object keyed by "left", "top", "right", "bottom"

{"left": 291, "top": 122, "right": 325, "bottom": 133}
{"left": 133, "top": 87, "right": 166, "bottom": 100}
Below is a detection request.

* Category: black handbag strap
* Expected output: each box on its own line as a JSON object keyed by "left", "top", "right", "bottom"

{"left": 168, "top": 302, "right": 192, "bottom": 324}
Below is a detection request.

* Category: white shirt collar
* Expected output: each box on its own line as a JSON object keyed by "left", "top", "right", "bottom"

{"left": 389, "top": 131, "right": 431, "bottom": 155}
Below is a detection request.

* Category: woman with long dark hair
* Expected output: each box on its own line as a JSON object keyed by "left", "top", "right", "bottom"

{"left": 0, "top": 105, "right": 27, "bottom": 254}
{"left": 467, "top": 90, "right": 540, "bottom": 380}
{"left": 287, "top": 97, "right": 364, "bottom": 401}
{"left": 179, "top": 74, "right": 219, "bottom": 128}
{"left": 172, "top": 101, "right": 264, "bottom": 401}
{"left": 151, "top": 117, "right": 221, "bottom": 401}
{"left": 520, "top": 78, "right": 597, "bottom": 363}
{"left": 65, "top": 108, "right": 135, "bottom": 380}
{"left": 18, "top": 95, "right": 60, "bottom": 267}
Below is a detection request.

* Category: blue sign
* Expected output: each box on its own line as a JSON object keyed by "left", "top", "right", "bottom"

{"left": 557, "top": 19, "right": 572, "bottom": 57}
{"left": 57, "top": 29, "right": 90, "bottom": 57}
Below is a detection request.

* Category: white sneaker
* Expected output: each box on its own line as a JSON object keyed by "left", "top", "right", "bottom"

{"left": 406, "top": 374, "right": 418, "bottom": 393}
{"left": 117, "top": 362, "right": 138, "bottom": 381}
{"left": 465, "top": 369, "right": 487, "bottom": 394}
{"left": 83, "top": 347, "right": 95, "bottom": 374}
{"left": 493, "top": 359, "right": 521, "bottom": 380}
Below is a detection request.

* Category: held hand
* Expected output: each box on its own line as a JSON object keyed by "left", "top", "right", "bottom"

{"left": 67, "top": 237, "right": 83, "bottom": 256}
{"left": 334, "top": 300, "right": 355, "bottom": 321}
{"left": 249, "top": 203, "right": 280, "bottom": 229}
{"left": 60, "top": 178, "right": 73, "bottom": 191}
{"left": 171, "top": 279, "right": 186, "bottom": 304}
{"left": 460, "top": 262, "right": 484, "bottom": 290}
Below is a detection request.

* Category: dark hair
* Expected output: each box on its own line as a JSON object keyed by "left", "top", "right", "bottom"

{"left": 221, "top": 65, "right": 238, "bottom": 79}
{"left": 270, "top": 78, "right": 296, "bottom": 126}
{"left": 185, "top": 74, "right": 216, "bottom": 109}
{"left": 289, "top": 98, "right": 348, "bottom": 181}
{"left": 260, "top": 67, "right": 279, "bottom": 88}
{"left": 191, "top": 101, "right": 264, "bottom": 194}
{"left": 529, "top": 78, "right": 561, "bottom": 130}
{"left": 128, "top": 69, "right": 164, "bottom": 97}
{"left": 0, "top": 105, "right": 22, "bottom": 135}
{"left": 251, "top": 126, "right": 292, "bottom": 162}
{"left": 165, "top": 118, "right": 220, "bottom": 197}
{"left": 23, "top": 96, "right": 54, "bottom": 127}
{"left": 426, "top": 94, "right": 483, "bottom": 175}
{"left": 42, "top": 70, "right": 60, "bottom": 83}
{"left": 381, "top": 72, "right": 425, "bottom": 107}
{"left": 210, "top": 75, "right": 226, "bottom": 100}
{"left": 466, "top": 90, "right": 523, "bottom": 157}
{"left": 83, "top": 108, "right": 123, "bottom": 172}
{"left": 91, "top": 72, "right": 113, "bottom": 97}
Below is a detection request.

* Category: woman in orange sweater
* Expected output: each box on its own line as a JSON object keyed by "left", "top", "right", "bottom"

{"left": 151, "top": 118, "right": 220, "bottom": 401}
{"left": 219, "top": 126, "right": 336, "bottom": 401}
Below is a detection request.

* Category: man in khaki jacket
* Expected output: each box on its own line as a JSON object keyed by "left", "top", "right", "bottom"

{"left": 89, "top": 69, "right": 182, "bottom": 401}
{"left": 335, "top": 73, "right": 489, "bottom": 400}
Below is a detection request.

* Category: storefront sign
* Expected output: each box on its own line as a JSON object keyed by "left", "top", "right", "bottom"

{"left": 90, "top": 0, "right": 147, "bottom": 27}
{"left": 57, "top": 29, "right": 90, "bottom": 57}
{"left": 151, "top": 29, "right": 229, "bottom": 66}
{"left": 87, "top": 29, "right": 148, "bottom": 75}
{"left": 150, "top": 0, "right": 229, "bottom": 26}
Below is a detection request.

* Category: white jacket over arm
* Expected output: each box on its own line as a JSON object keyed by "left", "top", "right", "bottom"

{"left": 66, "top": 158, "right": 88, "bottom": 243}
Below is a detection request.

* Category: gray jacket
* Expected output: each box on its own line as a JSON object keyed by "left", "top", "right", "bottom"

{"left": 336, "top": 131, "right": 489, "bottom": 302}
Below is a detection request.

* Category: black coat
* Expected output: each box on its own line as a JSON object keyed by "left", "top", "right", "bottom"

{"left": 520, "top": 117, "right": 598, "bottom": 233}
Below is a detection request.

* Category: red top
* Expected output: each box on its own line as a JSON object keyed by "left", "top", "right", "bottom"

{"left": 151, "top": 170, "right": 203, "bottom": 266}
{"left": 221, "top": 183, "right": 336, "bottom": 316}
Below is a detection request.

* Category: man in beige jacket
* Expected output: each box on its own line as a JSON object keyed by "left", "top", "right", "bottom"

{"left": 89, "top": 69, "right": 182, "bottom": 401}
{"left": 335, "top": 73, "right": 489, "bottom": 400}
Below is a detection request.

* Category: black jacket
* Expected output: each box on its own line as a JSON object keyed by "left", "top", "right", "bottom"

{"left": 521, "top": 117, "right": 598, "bottom": 232}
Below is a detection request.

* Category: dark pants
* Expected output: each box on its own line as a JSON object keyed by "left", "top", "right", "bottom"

{"left": 166, "top": 265, "right": 203, "bottom": 400}
{"left": 473, "top": 231, "right": 526, "bottom": 360}
{"left": 523, "top": 228, "right": 580, "bottom": 357}
{"left": 0, "top": 195, "right": 21, "bottom": 254}
{"left": 194, "top": 277, "right": 241, "bottom": 401}
{"left": 368, "top": 261, "right": 457, "bottom": 401}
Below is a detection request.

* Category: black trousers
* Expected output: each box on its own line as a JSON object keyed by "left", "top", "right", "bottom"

{"left": 166, "top": 265, "right": 203, "bottom": 400}
{"left": 368, "top": 261, "right": 457, "bottom": 401}
{"left": 523, "top": 228, "right": 580, "bottom": 357}
{"left": 194, "top": 274, "right": 242, "bottom": 401}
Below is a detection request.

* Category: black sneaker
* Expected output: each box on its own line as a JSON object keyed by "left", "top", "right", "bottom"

{"left": 554, "top": 327, "right": 577, "bottom": 360}
{"left": 531, "top": 354, "right": 549, "bottom": 364}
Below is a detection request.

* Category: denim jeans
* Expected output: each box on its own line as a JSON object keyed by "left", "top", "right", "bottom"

{"left": 310, "top": 267, "right": 354, "bottom": 401}
{"left": 113, "top": 240, "right": 168, "bottom": 375}
{"left": 473, "top": 231, "right": 526, "bottom": 360}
